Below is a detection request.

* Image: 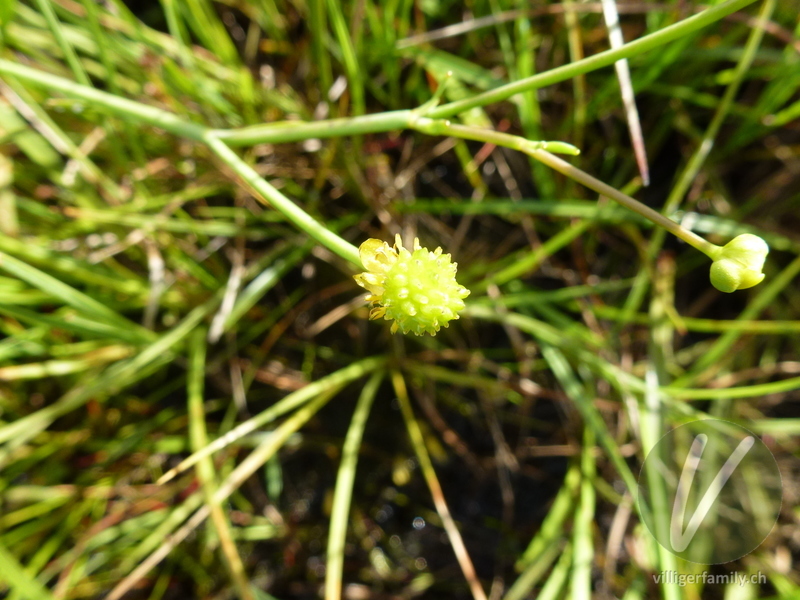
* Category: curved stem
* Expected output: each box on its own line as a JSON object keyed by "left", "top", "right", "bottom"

{"left": 426, "top": 0, "right": 759, "bottom": 119}
{"left": 0, "top": 60, "right": 362, "bottom": 266}
{"left": 0, "top": 59, "right": 208, "bottom": 141}
{"left": 0, "top": 0, "right": 757, "bottom": 142}
{"left": 529, "top": 150, "right": 721, "bottom": 258}
{"left": 410, "top": 117, "right": 579, "bottom": 155}
{"left": 202, "top": 133, "right": 362, "bottom": 267}
{"left": 1, "top": 2, "right": 740, "bottom": 263}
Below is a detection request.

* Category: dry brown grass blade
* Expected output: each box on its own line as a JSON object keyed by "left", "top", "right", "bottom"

{"left": 601, "top": 0, "right": 650, "bottom": 186}
{"left": 391, "top": 370, "right": 489, "bottom": 600}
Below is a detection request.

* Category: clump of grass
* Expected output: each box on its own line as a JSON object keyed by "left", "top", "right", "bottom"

{"left": 0, "top": 1, "right": 799, "bottom": 599}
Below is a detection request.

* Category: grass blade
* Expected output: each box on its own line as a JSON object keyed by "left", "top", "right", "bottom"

{"left": 325, "top": 371, "right": 383, "bottom": 600}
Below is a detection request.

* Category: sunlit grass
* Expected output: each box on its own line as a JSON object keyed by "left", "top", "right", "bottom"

{"left": 0, "top": 0, "right": 799, "bottom": 599}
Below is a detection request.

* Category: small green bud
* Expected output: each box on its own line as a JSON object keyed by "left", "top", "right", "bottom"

{"left": 354, "top": 235, "right": 470, "bottom": 336}
{"left": 709, "top": 234, "right": 769, "bottom": 293}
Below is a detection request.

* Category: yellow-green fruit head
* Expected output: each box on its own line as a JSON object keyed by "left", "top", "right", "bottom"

{"left": 354, "top": 235, "right": 470, "bottom": 336}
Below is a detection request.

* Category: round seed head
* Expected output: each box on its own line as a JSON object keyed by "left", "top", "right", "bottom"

{"left": 354, "top": 236, "right": 471, "bottom": 336}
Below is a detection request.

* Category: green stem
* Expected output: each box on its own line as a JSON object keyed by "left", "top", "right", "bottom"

{"left": 325, "top": 0, "right": 365, "bottom": 116}
{"left": 641, "top": 372, "right": 681, "bottom": 600}
{"left": 325, "top": 372, "right": 383, "bottom": 600}
{"left": 309, "top": 0, "right": 333, "bottom": 105}
{"left": 0, "top": 0, "right": 752, "bottom": 263}
{"left": 0, "top": 59, "right": 208, "bottom": 141}
{"left": 0, "top": 0, "right": 757, "bottom": 140}
{"left": 201, "top": 133, "right": 361, "bottom": 266}
{"left": 620, "top": 0, "right": 775, "bottom": 324}
{"left": 0, "top": 60, "right": 360, "bottom": 266}
{"left": 157, "top": 355, "right": 388, "bottom": 483}
{"left": 410, "top": 117, "right": 579, "bottom": 155}
{"left": 529, "top": 150, "right": 720, "bottom": 258}
{"left": 426, "top": 0, "right": 759, "bottom": 119}
{"left": 213, "top": 110, "right": 415, "bottom": 146}
{"left": 478, "top": 220, "right": 593, "bottom": 290}
{"left": 571, "top": 426, "right": 595, "bottom": 599}
{"left": 183, "top": 0, "right": 754, "bottom": 146}
{"left": 187, "top": 328, "right": 254, "bottom": 600}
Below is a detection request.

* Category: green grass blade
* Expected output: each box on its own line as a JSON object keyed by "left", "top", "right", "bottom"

{"left": 570, "top": 427, "right": 596, "bottom": 600}
{"left": 186, "top": 328, "right": 254, "bottom": 600}
{"left": 0, "top": 249, "right": 151, "bottom": 340}
{"left": 0, "top": 542, "right": 56, "bottom": 600}
{"left": 325, "top": 371, "right": 383, "bottom": 600}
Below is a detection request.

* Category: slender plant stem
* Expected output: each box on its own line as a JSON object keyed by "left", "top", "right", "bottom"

{"left": 562, "top": 0, "right": 587, "bottom": 153}
{"left": 619, "top": 0, "right": 776, "bottom": 326}
{"left": 0, "top": 543, "right": 56, "bottom": 600}
{"left": 571, "top": 427, "right": 595, "bottom": 600}
{"left": 0, "top": 294, "right": 220, "bottom": 453}
{"left": 202, "top": 133, "right": 362, "bottom": 266}
{"left": 109, "top": 387, "right": 342, "bottom": 600}
{"left": 0, "top": 0, "right": 748, "bottom": 264}
{"left": 213, "top": 110, "right": 415, "bottom": 146}
{"left": 641, "top": 369, "right": 681, "bottom": 600}
{"left": 8, "top": 0, "right": 742, "bottom": 151}
{"left": 216, "top": 0, "right": 755, "bottom": 146}
{"left": 516, "top": 463, "right": 581, "bottom": 569}
{"left": 410, "top": 117, "right": 579, "bottom": 155}
{"left": 33, "top": 0, "right": 91, "bottom": 86}
{"left": 0, "top": 0, "right": 758, "bottom": 142}
{"left": 309, "top": 0, "right": 333, "bottom": 105}
{"left": 479, "top": 220, "right": 593, "bottom": 290}
{"left": 325, "top": 0, "right": 364, "bottom": 116}
{"left": 644, "top": 264, "right": 681, "bottom": 600}
{"left": 529, "top": 150, "right": 721, "bottom": 258}
{"left": 0, "top": 59, "right": 208, "bottom": 141}
{"left": 536, "top": 541, "right": 572, "bottom": 600}
{"left": 0, "top": 61, "right": 362, "bottom": 265}
{"left": 426, "top": 0, "right": 759, "bottom": 119}
{"left": 0, "top": 77, "right": 128, "bottom": 203}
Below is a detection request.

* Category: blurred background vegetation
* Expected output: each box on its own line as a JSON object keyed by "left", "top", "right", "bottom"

{"left": 0, "top": 0, "right": 799, "bottom": 599}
